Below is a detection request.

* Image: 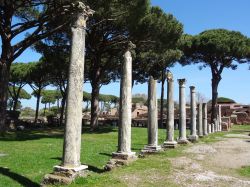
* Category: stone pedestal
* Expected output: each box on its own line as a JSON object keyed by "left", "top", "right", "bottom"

{"left": 163, "top": 72, "right": 177, "bottom": 148}
{"left": 177, "top": 79, "right": 189, "bottom": 144}
{"left": 198, "top": 103, "right": 203, "bottom": 137}
{"left": 188, "top": 86, "right": 198, "bottom": 142}
{"left": 42, "top": 4, "right": 94, "bottom": 185}
{"left": 109, "top": 42, "right": 137, "bottom": 166}
{"left": 142, "top": 76, "right": 161, "bottom": 153}
{"left": 202, "top": 103, "right": 208, "bottom": 136}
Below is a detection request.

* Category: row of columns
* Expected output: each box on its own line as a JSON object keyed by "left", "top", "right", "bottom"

{"left": 43, "top": 3, "right": 223, "bottom": 182}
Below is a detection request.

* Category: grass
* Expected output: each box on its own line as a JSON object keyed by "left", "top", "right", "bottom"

{"left": 0, "top": 125, "right": 249, "bottom": 186}
{"left": 237, "top": 166, "right": 250, "bottom": 177}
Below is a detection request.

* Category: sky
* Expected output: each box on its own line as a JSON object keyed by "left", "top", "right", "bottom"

{"left": 15, "top": 0, "right": 250, "bottom": 108}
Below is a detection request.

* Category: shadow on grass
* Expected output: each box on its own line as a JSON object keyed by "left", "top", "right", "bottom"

{"left": 82, "top": 126, "right": 117, "bottom": 134}
{"left": 99, "top": 153, "right": 112, "bottom": 157}
{"left": 0, "top": 130, "right": 63, "bottom": 141}
{"left": 0, "top": 126, "right": 118, "bottom": 141}
{"left": 0, "top": 167, "right": 40, "bottom": 187}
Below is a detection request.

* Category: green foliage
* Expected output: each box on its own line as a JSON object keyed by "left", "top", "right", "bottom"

{"left": 41, "top": 89, "right": 61, "bottom": 104}
{"left": 237, "top": 166, "right": 250, "bottom": 177}
{"left": 208, "top": 97, "right": 236, "bottom": 104}
{"left": 20, "top": 107, "right": 35, "bottom": 117}
{"left": 180, "top": 29, "right": 250, "bottom": 68}
{"left": 83, "top": 91, "right": 92, "bottom": 102}
{"left": 8, "top": 86, "right": 31, "bottom": 100}
{"left": 132, "top": 97, "right": 146, "bottom": 104}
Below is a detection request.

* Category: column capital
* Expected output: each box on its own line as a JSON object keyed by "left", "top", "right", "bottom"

{"left": 189, "top": 86, "right": 195, "bottom": 92}
{"left": 166, "top": 71, "right": 174, "bottom": 82}
{"left": 71, "top": 2, "right": 94, "bottom": 28}
{"left": 178, "top": 79, "right": 186, "bottom": 87}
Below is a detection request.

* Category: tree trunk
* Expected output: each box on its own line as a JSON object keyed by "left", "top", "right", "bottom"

{"left": 0, "top": 62, "right": 10, "bottom": 135}
{"left": 159, "top": 70, "right": 166, "bottom": 129}
{"left": 211, "top": 76, "right": 221, "bottom": 125}
{"left": 90, "top": 80, "right": 100, "bottom": 130}
{"left": 34, "top": 88, "right": 42, "bottom": 123}
{"left": 12, "top": 86, "right": 22, "bottom": 112}
{"left": 59, "top": 94, "right": 66, "bottom": 126}
{"left": 44, "top": 103, "right": 47, "bottom": 116}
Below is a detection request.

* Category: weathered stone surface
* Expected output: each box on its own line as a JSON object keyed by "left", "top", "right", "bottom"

{"left": 104, "top": 157, "right": 136, "bottom": 171}
{"left": 198, "top": 103, "right": 203, "bottom": 137}
{"left": 163, "top": 72, "right": 177, "bottom": 148}
{"left": 146, "top": 77, "right": 160, "bottom": 150}
{"left": 202, "top": 103, "right": 208, "bottom": 136}
{"left": 177, "top": 79, "right": 189, "bottom": 144}
{"left": 141, "top": 145, "right": 162, "bottom": 154}
{"left": 188, "top": 86, "right": 198, "bottom": 142}
{"left": 41, "top": 166, "right": 88, "bottom": 186}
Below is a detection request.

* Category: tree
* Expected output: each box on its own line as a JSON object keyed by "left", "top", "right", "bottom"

{"left": 83, "top": 91, "right": 91, "bottom": 111}
{"left": 83, "top": 0, "right": 150, "bottom": 130}
{"left": 132, "top": 7, "right": 183, "bottom": 128}
{"left": 180, "top": 29, "right": 250, "bottom": 122}
{"left": 28, "top": 59, "right": 50, "bottom": 123}
{"left": 8, "top": 86, "right": 31, "bottom": 111}
{"left": 41, "top": 89, "right": 60, "bottom": 111}
{"left": 0, "top": 0, "right": 87, "bottom": 133}
{"left": 8, "top": 62, "right": 31, "bottom": 111}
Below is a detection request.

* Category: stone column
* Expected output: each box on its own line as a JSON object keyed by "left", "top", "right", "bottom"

{"left": 177, "top": 79, "right": 189, "bottom": 144}
{"left": 112, "top": 42, "right": 136, "bottom": 160}
{"left": 142, "top": 76, "right": 161, "bottom": 153}
{"left": 202, "top": 103, "right": 208, "bottom": 136}
{"left": 211, "top": 122, "right": 215, "bottom": 133}
{"left": 198, "top": 103, "right": 203, "bottom": 137}
{"left": 218, "top": 105, "right": 222, "bottom": 131}
{"left": 43, "top": 3, "right": 94, "bottom": 185}
{"left": 188, "top": 86, "right": 198, "bottom": 142}
{"left": 163, "top": 71, "right": 177, "bottom": 148}
{"left": 208, "top": 124, "right": 211, "bottom": 134}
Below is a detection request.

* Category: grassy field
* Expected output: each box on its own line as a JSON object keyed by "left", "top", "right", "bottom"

{"left": 0, "top": 125, "right": 248, "bottom": 187}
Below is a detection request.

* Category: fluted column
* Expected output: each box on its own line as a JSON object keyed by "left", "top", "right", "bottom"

{"left": 163, "top": 71, "right": 177, "bottom": 148}
{"left": 188, "top": 86, "right": 198, "bottom": 142}
{"left": 177, "top": 79, "right": 189, "bottom": 144}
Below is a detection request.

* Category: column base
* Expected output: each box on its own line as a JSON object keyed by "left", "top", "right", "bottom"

{"left": 111, "top": 151, "right": 137, "bottom": 160}
{"left": 41, "top": 165, "right": 88, "bottom": 185}
{"left": 162, "top": 141, "right": 178, "bottom": 149}
{"left": 177, "top": 138, "right": 190, "bottom": 144}
{"left": 141, "top": 145, "right": 162, "bottom": 153}
{"left": 198, "top": 135, "right": 204, "bottom": 138}
{"left": 188, "top": 135, "right": 199, "bottom": 142}
{"left": 104, "top": 152, "right": 137, "bottom": 171}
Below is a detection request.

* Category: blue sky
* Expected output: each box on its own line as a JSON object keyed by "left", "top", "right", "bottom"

{"left": 17, "top": 0, "right": 250, "bottom": 108}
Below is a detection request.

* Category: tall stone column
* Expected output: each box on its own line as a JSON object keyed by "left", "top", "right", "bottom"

{"left": 43, "top": 3, "right": 94, "bottom": 185}
{"left": 198, "top": 103, "right": 203, "bottom": 137}
{"left": 163, "top": 71, "right": 177, "bottom": 148}
{"left": 218, "top": 105, "right": 222, "bottom": 131}
{"left": 177, "top": 79, "right": 189, "bottom": 144}
{"left": 112, "top": 42, "right": 136, "bottom": 160}
{"left": 211, "top": 122, "right": 215, "bottom": 133}
{"left": 142, "top": 76, "right": 161, "bottom": 153}
{"left": 188, "top": 86, "right": 198, "bottom": 142}
{"left": 202, "top": 103, "right": 208, "bottom": 136}
{"left": 208, "top": 124, "right": 211, "bottom": 134}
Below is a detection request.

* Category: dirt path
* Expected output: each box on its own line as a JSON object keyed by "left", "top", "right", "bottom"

{"left": 169, "top": 133, "right": 250, "bottom": 187}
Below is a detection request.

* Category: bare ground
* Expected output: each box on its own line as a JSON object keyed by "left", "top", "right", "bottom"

{"left": 169, "top": 133, "right": 250, "bottom": 187}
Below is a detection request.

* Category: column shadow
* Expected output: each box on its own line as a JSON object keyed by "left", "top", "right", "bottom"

{"left": 0, "top": 167, "right": 40, "bottom": 187}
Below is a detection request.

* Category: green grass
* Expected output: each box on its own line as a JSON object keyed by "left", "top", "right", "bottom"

{"left": 1, "top": 125, "right": 249, "bottom": 186}
{"left": 237, "top": 166, "right": 250, "bottom": 177}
